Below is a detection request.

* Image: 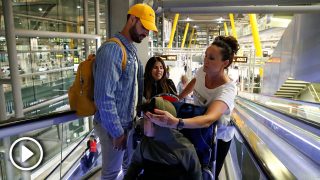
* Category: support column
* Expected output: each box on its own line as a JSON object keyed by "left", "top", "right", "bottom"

{"left": 181, "top": 23, "right": 189, "bottom": 48}
{"left": 0, "top": 84, "right": 6, "bottom": 120}
{"left": 251, "top": 52, "right": 256, "bottom": 92}
{"left": 2, "top": 0, "right": 23, "bottom": 119}
{"left": 83, "top": 0, "right": 89, "bottom": 57}
{"left": 109, "top": 0, "right": 133, "bottom": 36}
{"left": 105, "top": 0, "right": 150, "bottom": 65}
{"left": 175, "top": 24, "right": 179, "bottom": 48}
{"left": 136, "top": 38, "right": 149, "bottom": 66}
{"left": 168, "top": 13, "right": 179, "bottom": 48}
{"left": 240, "top": 68, "right": 244, "bottom": 91}
{"left": 105, "top": 0, "right": 111, "bottom": 38}
{"left": 4, "top": 25, "right": 30, "bottom": 178}
{"left": 95, "top": 0, "right": 101, "bottom": 49}
{"left": 108, "top": 0, "right": 149, "bottom": 65}
{"left": 192, "top": 33, "right": 197, "bottom": 46}
{"left": 229, "top": 13, "right": 237, "bottom": 39}
{"left": 188, "top": 28, "right": 195, "bottom": 48}
{"left": 249, "top": 14, "right": 262, "bottom": 57}
{"left": 224, "top": 22, "right": 229, "bottom": 36}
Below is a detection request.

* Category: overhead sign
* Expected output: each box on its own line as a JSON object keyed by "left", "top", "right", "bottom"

{"left": 234, "top": 56, "right": 248, "bottom": 63}
{"left": 159, "top": 55, "right": 177, "bottom": 61}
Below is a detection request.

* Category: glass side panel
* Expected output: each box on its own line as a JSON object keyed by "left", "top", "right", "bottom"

{"left": 0, "top": 35, "right": 98, "bottom": 117}
{"left": 0, "top": 117, "right": 90, "bottom": 180}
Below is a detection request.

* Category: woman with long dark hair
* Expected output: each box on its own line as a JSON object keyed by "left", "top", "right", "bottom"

{"left": 143, "top": 56, "right": 177, "bottom": 100}
{"left": 125, "top": 56, "right": 201, "bottom": 179}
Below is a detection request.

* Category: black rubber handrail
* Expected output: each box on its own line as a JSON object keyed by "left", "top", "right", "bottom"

{"left": 0, "top": 110, "right": 76, "bottom": 128}
{"left": 0, "top": 110, "right": 79, "bottom": 138}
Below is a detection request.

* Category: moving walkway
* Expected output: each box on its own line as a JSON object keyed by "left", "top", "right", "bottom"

{"left": 0, "top": 93, "right": 319, "bottom": 179}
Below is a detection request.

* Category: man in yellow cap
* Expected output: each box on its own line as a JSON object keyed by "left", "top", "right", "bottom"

{"left": 93, "top": 3, "right": 158, "bottom": 180}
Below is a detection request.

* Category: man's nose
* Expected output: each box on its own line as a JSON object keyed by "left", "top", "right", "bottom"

{"left": 141, "top": 25, "right": 149, "bottom": 35}
{"left": 143, "top": 30, "right": 149, "bottom": 36}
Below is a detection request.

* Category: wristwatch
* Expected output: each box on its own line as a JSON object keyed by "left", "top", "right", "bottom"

{"left": 176, "top": 118, "right": 184, "bottom": 130}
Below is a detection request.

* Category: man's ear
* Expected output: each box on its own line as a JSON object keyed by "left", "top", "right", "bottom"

{"left": 129, "top": 15, "right": 136, "bottom": 23}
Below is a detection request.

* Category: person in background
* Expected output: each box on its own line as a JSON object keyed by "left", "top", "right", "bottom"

{"left": 166, "top": 65, "right": 170, "bottom": 78}
{"left": 177, "top": 75, "right": 190, "bottom": 102}
{"left": 145, "top": 35, "right": 240, "bottom": 179}
{"left": 86, "top": 135, "right": 98, "bottom": 167}
{"left": 177, "top": 75, "right": 188, "bottom": 94}
{"left": 93, "top": 4, "right": 158, "bottom": 179}
{"left": 144, "top": 56, "right": 177, "bottom": 100}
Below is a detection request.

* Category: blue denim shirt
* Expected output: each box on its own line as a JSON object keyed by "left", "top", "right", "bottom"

{"left": 94, "top": 33, "right": 144, "bottom": 138}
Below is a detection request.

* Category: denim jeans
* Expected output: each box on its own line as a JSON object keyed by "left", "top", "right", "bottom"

{"left": 95, "top": 121, "right": 133, "bottom": 180}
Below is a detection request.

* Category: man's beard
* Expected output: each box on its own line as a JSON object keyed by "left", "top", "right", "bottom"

{"left": 129, "top": 23, "right": 146, "bottom": 43}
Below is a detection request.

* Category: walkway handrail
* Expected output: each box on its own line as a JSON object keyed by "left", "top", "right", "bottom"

{"left": 22, "top": 94, "right": 69, "bottom": 114}
{"left": 233, "top": 98, "right": 320, "bottom": 179}
{"left": 239, "top": 91, "right": 320, "bottom": 107}
{"left": 19, "top": 67, "right": 74, "bottom": 78}
{"left": 0, "top": 110, "right": 78, "bottom": 138}
{"left": 238, "top": 92, "right": 320, "bottom": 127}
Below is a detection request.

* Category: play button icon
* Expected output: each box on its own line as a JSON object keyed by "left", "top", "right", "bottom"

{"left": 9, "top": 137, "right": 43, "bottom": 171}
{"left": 21, "top": 145, "right": 34, "bottom": 162}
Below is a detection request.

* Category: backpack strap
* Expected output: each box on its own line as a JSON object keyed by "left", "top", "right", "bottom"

{"left": 107, "top": 37, "right": 127, "bottom": 71}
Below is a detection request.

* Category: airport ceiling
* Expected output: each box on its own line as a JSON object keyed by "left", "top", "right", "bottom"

{"left": 155, "top": 0, "right": 320, "bottom": 30}
{"left": 10, "top": 0, "right": 320, "bottom": 31}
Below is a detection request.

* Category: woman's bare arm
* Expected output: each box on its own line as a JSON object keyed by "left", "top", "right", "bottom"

{"left": 146, "top": 100, "right": 229, "bottom": 129}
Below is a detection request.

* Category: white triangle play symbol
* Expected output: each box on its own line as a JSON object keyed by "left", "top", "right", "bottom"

{"left": 21, "top": 145, "right": 34, "bottom": 163}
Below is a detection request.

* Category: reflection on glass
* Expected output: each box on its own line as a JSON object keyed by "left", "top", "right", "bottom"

{"left": 0, "top": 118, "right": 90, "bottom": 179}
{"left": 239, "top": 92, "right": 320, "bottom": 123}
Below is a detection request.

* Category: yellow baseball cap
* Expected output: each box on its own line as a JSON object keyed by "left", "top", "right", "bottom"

{"left": 128, "top": 3, "right": 158, "bottom": 32}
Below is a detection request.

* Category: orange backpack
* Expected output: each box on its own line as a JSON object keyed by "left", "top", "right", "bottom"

{"left": 68, "top": 38, "right": 127, "bottom": 116}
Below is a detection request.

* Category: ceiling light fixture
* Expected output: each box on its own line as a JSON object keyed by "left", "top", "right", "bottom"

{"left": 38, "top": 8, "right": 42, "bottom": 11}
{"left": 77, "top": 5, "right": 81, "bottom": 9}
{"left": 217, "top": 17, "right": 224, "bottom": 23}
